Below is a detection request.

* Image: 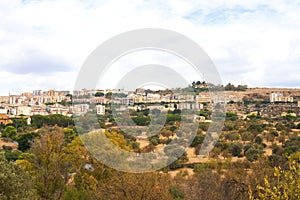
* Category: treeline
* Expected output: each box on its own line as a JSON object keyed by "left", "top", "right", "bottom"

{"left": 225, "top": 83, "right": 248, "bottom": 91}
{"left": 190, "top": 81, "right": 248, "bottom": 92}
{"left": 31, "top": 114, "right": 74, "bottom": 128}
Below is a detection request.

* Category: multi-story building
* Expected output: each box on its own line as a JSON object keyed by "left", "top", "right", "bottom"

{"left": 9, "top": 95, "right": 19, "bottom": 105}
{"left": 0, "top": 106, "right": 8, "bottom": 114}
{"left": 0, "top": 96, "right": 9, "bottom": 104}
{"left": 48, "top": 104, "right": 69, "bottom": 116}
{"left": 146, "top": 93, "right": 161, "bottom": 102}
{"left": 17, "top": 106, "right": 32, "bottom": 116}
{"left": 71, "top": 104, "right": 90, "bottom": 115}
{"left": 196, "top": 94, "right": 212, "bottom": 103}
{"left": 33, "top": 90, "right": 42, "bottom": 96}
{"left": 31, "top": 106, "right": 49, "bottom": 116}
{"left": 91, "top": 97, "right": 109, "bottom": 104}
{"left": 96, "top": 105, "right": 105, "bottom": 115}
{"left": 270, "top": 93, "right": 294, "bottom": 103}
{"left": 48, "top": 89, "right": 58, "bottom": 97}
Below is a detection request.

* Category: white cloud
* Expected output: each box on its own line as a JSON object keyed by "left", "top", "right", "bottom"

{"left": 0, "top": 0, "right": 300, "bottom": 94}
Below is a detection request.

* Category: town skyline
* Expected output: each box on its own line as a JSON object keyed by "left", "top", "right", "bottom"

{"left": 4, "top": 84, "right": 300, "bottom": 96}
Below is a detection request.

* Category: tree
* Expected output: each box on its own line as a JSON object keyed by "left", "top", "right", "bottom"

{"left": 150, "top": 136, "right": 160, "bottom": 146}
{"left": 96, "top": 172, "right": 173, "bottom": 200}
{"left": 226, "top": 112, "right": 238, "bottom": 121}
{"left": 1, "top": 125, "right": 17, "bottom": 139}
{"left": 249, "top": 156, "right": 300, "bottom": 200}
{"left": 244, "top": 146, "right": 260, "bottom": 162}
{"left": 0, "top": 155, "right": 37, "bottom": 199}
{"left": 28, "top": 126, "right": 69, "bottom": 199}
{"left": 4, "top": 148, "right": 22, "bottom": 162}
{"left": 254, "top": 136, "right": 263, "bottom": 144}
{"left": 283, "top": 136, "right": 300, "bottom": 155}
{"left": 94, "top": 92, "right": 104, "bottom": 97}
{"left": 228, "top": 143, "right": 243, "bottom": 157}
{"left": 105, "top": 92, "right": 113, "bottom": 99}
{"left": 275, "top": 123, "right": 285, "bottom": 131}
{"left": 16, "top": 132, "right": 38, "bottom": 151}
{"left": 31, "top": 115, "right": 74, "bottom": 128}
{"left": 191, "top": 133, "right": 205, "bottom": 147}
{"left": 64, "top": 128, "right": 77, "bottom": 144}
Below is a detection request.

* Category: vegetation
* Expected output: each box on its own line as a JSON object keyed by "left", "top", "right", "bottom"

{"left": 0, "top": 155, "right": 37, "bottom": 199}
{"left": 225, "top": 83, "right": 248, "bottom": 91}
{"left": 0, "top": 101, "right": 299, "bottom": 199}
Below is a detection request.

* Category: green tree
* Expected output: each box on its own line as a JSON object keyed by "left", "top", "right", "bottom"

{"left": 2, "top": 125, "right": 17, "bottom": 139}
{"left": 228, "top": 143, "right": 243, "bottom": 157}
{"left": 244, "top": 146, "right": 261, "bottom": 162}
{"left": 0, "top": 155, "right": 37, "bottom": 199}
{"left": 64, "top": 128, "right": 77, "bottom": 144}
{"left": 254, "top": 136, "right": 263, "bottom": 144}
{"left": 191, "top": 133, "right": 205, "bottom": 147}
{"left": 16, "top": 132, "right": 38, "bottom": 152}
{"left": 94, "top": 92, "right": 104, "bottom": 97}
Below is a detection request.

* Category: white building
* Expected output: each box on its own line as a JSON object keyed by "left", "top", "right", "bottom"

{"left": 96, "top": 105, "right": 105, "bottom": 115}
{"left": 48, "top": 104, "right": 69, "bottom": 116}
{"left": 31, "top": 106, "right": 49, "bottom": 116}
{"left": 71, "top": 104, "right": 90, "bottom": 115}
{"left": 17, "top": 106, "right": 32, "bottom": 116}
{"left": 270, "top": 93, "right": 294, "bottom": 103}
{"left": 0, "top": 106, "right": 8, "bottom": 114}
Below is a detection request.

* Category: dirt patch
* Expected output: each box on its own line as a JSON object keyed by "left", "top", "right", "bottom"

{"left": 168, "top": 168, "right": 194, "bottom": 178}
{"left": 136, "top": 138, "right": 150, "bottom": 149}
{"left": 186, "top": 147, "right": 210, "bottom": 163}
{"left": 0, "top": 138, "right": 18, "bottom": 150}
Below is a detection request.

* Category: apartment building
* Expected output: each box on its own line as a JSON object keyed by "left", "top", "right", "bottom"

{"left": 270, "top": 93, "right": 294, "bottom": 103}
{"left": 96, "top": 105, "right": 105, "bottom": 115}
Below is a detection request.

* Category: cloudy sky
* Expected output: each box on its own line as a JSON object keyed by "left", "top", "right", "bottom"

{"left": 1, "top": 0, "right": 300, "bottom": 95}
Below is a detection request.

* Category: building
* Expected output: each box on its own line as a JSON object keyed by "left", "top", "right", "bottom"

{"left": 48, "top": 104, "right": 69, "bottom": 116}
{"left": 0, "top": 106, "right": 8, "bottom": 114}
{"left": 0, "top": 96, "right": 9, "bottom": 104}
{"left": 17, "top": 106, "right": 32, "bottom": 116}
{"left": 48, "top": 89, "right": 58, "bottom": 97}
{"left": 91, "top": 97, "right": 108, "bottom": 104}
{"left": 96, "top": 105, "right": 105, "bottom": 115}
{"left": 9, "top": 95, "right": 19, "bottom": 105}
{"left": 33, "top": 90, "right": 42, "bottom": 96}
{"left": 196, "top": 94, "right": 212, "bottom": 103}
{"left": 270, "top": 93, "right": 294, "bottom": 103}
{"left": 71, "top": 104, "right": 90, "bottom": 115}
{"left": 31, "top": 106, "right": 49, "bottom": 116}
{"left": 146, "top": 93, "right": 161, "bottom": 102}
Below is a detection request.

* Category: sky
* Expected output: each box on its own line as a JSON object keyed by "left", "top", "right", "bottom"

{"left": 1, "top": 0, "right": 300, "bottom": 95}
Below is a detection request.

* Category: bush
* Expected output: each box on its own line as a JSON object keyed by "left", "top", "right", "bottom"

{"left": 228, "top": 143, "right": 243, "bottom": 157}
{"left": 245, "top": 147, "right": 259, "bottom": 162}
